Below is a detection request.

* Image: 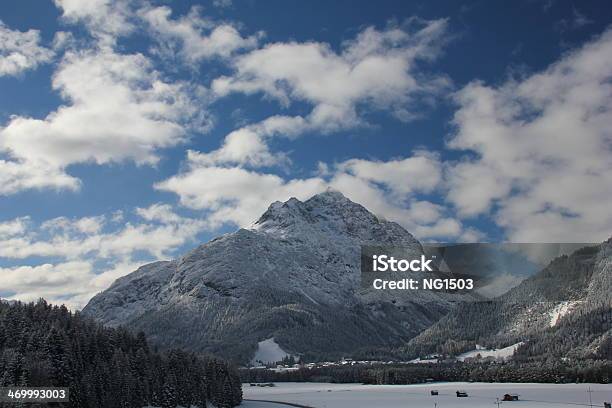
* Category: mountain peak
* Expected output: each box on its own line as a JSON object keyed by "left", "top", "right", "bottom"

{"left": 252, "top": 197, "right": 306, "bottom": 228}
{"left": 251, "top": 190, "right": 375, "bottom": 233}
{"left": 249, "top": 190, "right": 419, "bottom": 250}
{"left": 260, "top": 190, "right": 351, "bottom": 213}
{"left": 308, "top": 189, "right": 349, "bottom": 202}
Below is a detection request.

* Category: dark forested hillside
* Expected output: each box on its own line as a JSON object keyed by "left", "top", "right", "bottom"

{"left": 403, "top": 240, "right": 612, "bottom": 361}
{"left": 0, "top": 299, "right": 242, "bottom": 408}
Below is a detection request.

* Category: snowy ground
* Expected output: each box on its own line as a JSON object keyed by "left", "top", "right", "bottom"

{"left": 250, "top": 338, "right": 294, "bottom": 366}
{"left": 241, "top": 401, "right": 296, "bottom": 408}
{"left": 549, "top": 301, "right": 580, "bottom": 327}
{"left": 455, "top": 342, "right": 523, "bottom": 362}
{"left": 242, "top": 382, "right": 612, "bottom": 408}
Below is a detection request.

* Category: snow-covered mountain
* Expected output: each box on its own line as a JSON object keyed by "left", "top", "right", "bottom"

{"left": 83, "top": 191, "right": 474, "bottom": 363}
{"left": 405, "top": 239, "right": 612, "bottom": 361}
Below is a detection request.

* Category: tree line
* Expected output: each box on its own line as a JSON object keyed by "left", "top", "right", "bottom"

{"left": 241, "top": 360, "right": 610, "bottom": 385}
{"left": 0, "top": 299, "right": 242, "bottom": 407}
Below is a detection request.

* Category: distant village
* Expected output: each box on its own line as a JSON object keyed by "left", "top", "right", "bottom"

{"left": 246, "top": 349, "right": 514, "bottom": 373}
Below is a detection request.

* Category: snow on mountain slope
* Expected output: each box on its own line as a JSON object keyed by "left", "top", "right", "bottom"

{"left": 251, "top": 338, "right": 294, "bottom": 366}
{"left": 85, "top": 260, "right": 176, "bottom": 327}
{"left": 456, "top": 342, "right": 524, "bottom": 362}
{"left": 83, "top": 191, "right": 474, "bottom": 363}
{"left": 549, "top": 301, "right": 580, "bottom": 327}
{"left": 404, "top": 240, "right": 612, "bottom": 360}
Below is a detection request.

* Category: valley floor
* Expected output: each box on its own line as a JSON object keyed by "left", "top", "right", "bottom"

{"left": 241, "top": 382, "right": 612, "bottom": 408}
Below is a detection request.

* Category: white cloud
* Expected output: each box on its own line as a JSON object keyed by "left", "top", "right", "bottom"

{"left": 42, "top": 215, "right": 105, "bottom": 235}
{"left": 0, "top": 260, "right": 149, "bottom": 310}
{"left": 0, "top": 159, "right": 80, "bottom": 195}
{"left": 212, "top": 0, "right": 233, "bottom": 9}
{"left": 0, "top": 204, "right": 212, "bottom": 309}
{"left": 1, "top": 261, "right": 93, "bottom": 304}
{"left": 0, "top": 48, "right": 211, "bottom": 194}
{"left": 0, "top": 217, "right": 29, "bottom": 238}
{"left": 337, "top": 152, "right": 442, "bottom": 198}
{"left": 141, "top": 5, "right": 260, "bottom": 64}
{"left": 212, "top": 19, "right": 450, "bottom": 128}
{"left": 447, "top": 28, "right": 612, "bottom": 242}
{"left": 3, "top": 1, "right": 217, "bottom": 197}
{"left": 136, "top": 203, "right": 184, "bottom": 224}
{"left": 0, "top": 204, "right": 208, "bottom": 261}
{"left": 188, "top": 115, "right": 305, "bottom": 167}
{"left": 54, "top": 0, "right": 135, "bottom": 45}
{"left": 193, "top": 131, "right": 279, "bottom": 167}
{"left": 0, "top": 20, "right": 53, "bottom": 77}
{"left": 52, "top": 31, "right": 77, "bottom": 51}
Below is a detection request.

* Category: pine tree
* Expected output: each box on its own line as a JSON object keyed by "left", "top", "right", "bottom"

{"left": 160, "top": 379, "right": 177, "bottom": 408}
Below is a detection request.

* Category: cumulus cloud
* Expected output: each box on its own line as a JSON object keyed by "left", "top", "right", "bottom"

{"left": 1, "top": 0, "right": 220, "bottom": 197}
{"left": 0, "top": 20, "right": 53, "bottom": 77}
{"left": 54, "top": 0, "right": 135, "bottom": 45}
{"left": 213, "top": 19, "right": 450, "bottom": 128}
{"left": 0, "top": 217, "right": 29, "bottom": 238}
{"left": 188, "top": 115, "right": 306, "bottom": 167}
{"left": 447, "top": 28, "right": 612, "bottom": 242}
{"left": 337, "top": 152, "right": 442, "bottom": 198}
{"left": 0, "top": 204, "right": 208, "bottom": 261}
{"left": 0, "top": 159, "right": 80, "bottom": 195}
{"left": 0, "top": 260, "right": 153, "bottom": 310}
{"left": 0, "top": 48, "right": 211, "bottom": 194}
{"left": 52, "top": 31, "right": 77, "bottom": 51}
{"left": 141, "top": 5, "right": 260, "bottom": 64}
{"left": 0, "top": 261, "right": 94, "bottom": 304}
{"left": 42, "top": 215, "right": 105, "bottom": 235}
{"left": 0, "top": 204, "right": 210, "bottom": 309}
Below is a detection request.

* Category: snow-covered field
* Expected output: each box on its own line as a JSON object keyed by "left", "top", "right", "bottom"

{"left": 456, "top": 342, "right": 523, "bottom": 362}
{"left": 251, "top": 338, "right": 293, "bottom": 366}
{"left": 242, "top": 382, "right": 612, "bottom": 408}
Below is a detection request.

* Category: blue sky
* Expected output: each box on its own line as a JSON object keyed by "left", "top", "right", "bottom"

{"left": 0, "top": 0, "right": 611, "bottom": 308}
